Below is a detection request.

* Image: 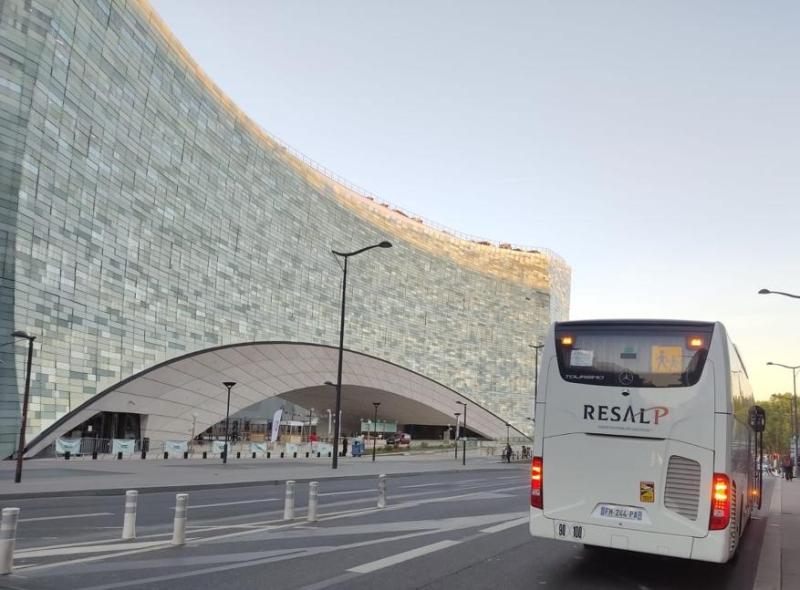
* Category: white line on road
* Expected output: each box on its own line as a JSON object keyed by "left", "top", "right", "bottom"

{"left": 16, "top": 540, "right": 169, "bottom": 559}
{"left": 401, "top": 483, "right": 445, "bottom": 489}
{"left": 20, "top": 512, "right": 113, "bottom": 523}
{"left": 176, "top": 498, "right": 280, "bottom": 510}
{"left": 479, "top": 516, "right": 529, "bottom": 534}
{"left": 348, "top": 540, "right": 460, "bottom": 574}
{"left": 318, "top": 489, "right": 373, "bottom": 497}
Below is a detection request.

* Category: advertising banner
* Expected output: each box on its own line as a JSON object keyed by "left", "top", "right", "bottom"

{"left": 250, "top": 442, "right": 267, "bottom": 454}
{"left": 316, "top": 443, "right": 333, "bottom": 456}
{"left": 284, "top": 443, "right": 298, "bottom": 456}
{"left": 112, "top": 439, "right": 136, "bottom": 455}
{"left": 165, "top": 440, "right": 188, "bottom": 454}
{"left": 55, "top": 438, "right": 82, "bottom": 455}
{"left": 271, "top": 408, "right": 283, "bottom": 442}
{"left": 212, "top": 440, "right": 228, "bottom": 455}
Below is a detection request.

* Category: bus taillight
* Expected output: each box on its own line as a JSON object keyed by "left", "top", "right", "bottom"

{"left": 709, "top": 473, "right": 732, "bottom": 530}
{"left": 531, "top": 456, "right": 543, "bottom": 509}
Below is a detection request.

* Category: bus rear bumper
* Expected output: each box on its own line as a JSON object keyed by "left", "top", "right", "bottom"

{"left": 530, "top": 510, "right": 731, "bottom": 563}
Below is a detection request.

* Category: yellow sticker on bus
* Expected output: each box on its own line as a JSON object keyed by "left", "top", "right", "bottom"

{"left": 651, "top": 346, "right": 683, "bottom": 373}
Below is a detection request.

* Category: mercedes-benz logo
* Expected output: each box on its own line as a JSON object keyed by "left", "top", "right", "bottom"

{"left": 618, "top": 371, "right": 635, "bottom": 386}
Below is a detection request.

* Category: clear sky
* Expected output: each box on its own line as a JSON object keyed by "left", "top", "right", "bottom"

{"left": 150, "top": 0, "right": 799, "bottom": 400}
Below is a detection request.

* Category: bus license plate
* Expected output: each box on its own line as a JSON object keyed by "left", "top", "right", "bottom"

{"left": 556, "top": 521, "right": 584, "bottom": 540}
{"left": 595, "top": 504, "right": 644, "bottom": 522}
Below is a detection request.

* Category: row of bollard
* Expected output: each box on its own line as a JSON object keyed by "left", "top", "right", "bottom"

{"left": 0, "top": 474, "right": 388, "bottom": 575}
{"left": 65, "top": 451, "right": 335, "bottom": 461}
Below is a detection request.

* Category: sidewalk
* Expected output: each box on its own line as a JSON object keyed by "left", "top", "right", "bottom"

{"left": 755, "top": 476, "right": 800, "bottom": 590}
{"left": 0, "top": 451, "right": 512, "bottom": 499}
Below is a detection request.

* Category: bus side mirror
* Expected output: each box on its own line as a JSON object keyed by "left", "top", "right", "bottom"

{"left": 749, "top": 405, "right": 766, "bottom": 433}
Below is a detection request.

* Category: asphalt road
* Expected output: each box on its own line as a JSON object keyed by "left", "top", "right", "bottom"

{"left": 0, "top": 468, "right": 774, "bottom": 590}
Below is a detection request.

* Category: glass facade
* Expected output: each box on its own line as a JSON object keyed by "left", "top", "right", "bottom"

{"left": 0, "top": 0, "right": 570, "bottom": 457}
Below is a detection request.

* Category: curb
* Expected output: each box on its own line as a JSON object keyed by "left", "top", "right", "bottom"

{"left": 754, "top": 478, "right": 781, "bottom": 590}
{"left": 0, "top": 465, "right": 521, "bottom": 501}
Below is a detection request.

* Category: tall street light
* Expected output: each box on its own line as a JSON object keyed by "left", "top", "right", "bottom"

{"left": 331, "top": 240, "right": 392, "bottom": 469}
{"left": 529, "top": 343, "right": 544, "bottom": 424}
{"left": 506, "top": 422, "right": 511, "bottom": 445}
{"left": 222, "top": 381, "right": 236, "bottom": 464}
{"left": 767, "top": 362, "right": 800, "bottom": 474}
{"left": 12, "top": 331, "right": 35, "bottom": 484}
{"left": 456, "top": 401, "right": 467, "bottom": 466}
{"left": 371, "top": 402, "right": 381, "bottom": 462}
{"left": 453, "top": 412, "right": 461, "bottom": 459}
{"left": 759, "top": 288, "right": 800, "bottom": 300}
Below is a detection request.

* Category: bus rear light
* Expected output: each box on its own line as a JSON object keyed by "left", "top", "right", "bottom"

{"left": 688, "top": 336, "right": 704, "bottom": 349}
{"left": 560, "top": 336, "right": 573, "bottom": 346}
{"left": 709, "top": 473, "right": 732, "bottom": 530}
{"left": 531, "top": 456, "right": 543, "bottom": 509}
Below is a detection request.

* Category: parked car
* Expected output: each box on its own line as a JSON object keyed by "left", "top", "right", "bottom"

{"left": 385, "top": 433, "right": 411, "bottom": 446}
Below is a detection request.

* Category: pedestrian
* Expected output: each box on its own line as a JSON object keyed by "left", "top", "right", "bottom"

{"left": 505, "top": 443, "right": 512, "bottom": 463}
{"left": 342, "top": 437, "right": 348, "bottom": 457}
{"left": 783, "top": 455, "right": 793, "bottom": 481}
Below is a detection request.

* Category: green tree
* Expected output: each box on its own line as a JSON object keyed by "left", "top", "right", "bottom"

{"left": 760, "top": 393, "right": 794, "bottom": 456}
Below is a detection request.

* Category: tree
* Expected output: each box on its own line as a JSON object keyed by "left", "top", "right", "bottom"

{"left": 760, "top": 393, "right": 794, "bottom": 455}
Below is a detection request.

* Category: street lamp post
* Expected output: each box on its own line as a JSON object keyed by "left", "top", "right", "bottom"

{"left": 759, "top": 288, "right": 800, "bottom": 300}
{"left": 12, "top": 331, "right": 35, "bottom": 484}
{"left": 371, "top": 402, "right": 381, "bottom": 462}
{"left": 222, "top": 381, "right": 236, "bottom": 464}
{"left": 331, "top": 241, "right": 392, "bottom": 469}
{"left": 767, "top": 362, "right": 800, "bottom": 475}
{"left": 506, "top": 422, "right": 510, "bottom": 445}
{"left": 456, "top": 401, "right": 467, "bottom": 466}
{"left": 530, "top": 344, "right": 544, "bottom": 423}
{"left": 453, "top": 412, "right": 461, "bottom": 459}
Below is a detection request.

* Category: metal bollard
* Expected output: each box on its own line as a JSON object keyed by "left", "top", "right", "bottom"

{"left": 280, "top": 452, "right": 284, "bottom": 458}
{"left": 305, "top": 452, "right": 309, "bottom": 458}
{"left": 171, "top": 493, "right": 188, "bottom": 546}
{"left": 236, "top": 451, "right": 241, "bottom": 459}
{"left": 141, "top": 451, "right": 147, "bottom": 460}
{"left": 202, "top": 451, "right": 207, "bottom": 459}
{"left": 283, "top": 480, "right": 295, "bottom": 520}
{"left": 267, "top": 451, "right": 271, "bottom": 459}
{"left": 163, "top": 452, "right": 169, "bottom": 460}
{"left": 317, "top": 452, "right": 321, "bottom": 458}
{"left": 377, "top": 474, "right": 387, "bottom": 508}
{"left": 122, "top": 490, "right": 138, "bottom": 539}
{"left": 252, "top": 451, "right": 256, "bottom": 459}
{"left": 293, "top": 452, "right": 297, "bottom": 459}
{"left": 307, "top": 481, "right": 319, "bottom": 522}
{"left": 64, "top": 451, "right": 70, "bottom": 460}
{"left": 117, "top": 451, "right": 123, "bottom": 460}
{"left": 183, "top": 451, "right": 189, "bottom": 459}
{"left": 92, "top": 450, "right": 98, "bottom": 460}
{"left": 0, "top": 508, "right": 20, "bottom": 575}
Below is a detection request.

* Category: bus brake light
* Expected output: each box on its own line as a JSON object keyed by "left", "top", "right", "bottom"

{"left": 561, "top": 336, "right": 573, "bottom": 346}
{"left": 709, "top": 473, "right": 732, "bottom": 530}
{"left": 531, "top": 456, "right": 543, "bottom": 509}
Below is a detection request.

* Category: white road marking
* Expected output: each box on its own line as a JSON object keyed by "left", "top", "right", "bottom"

{"left": 480, "top": 516, "right": 529, "bottom": 534}
{"left": 401, "top": 483, "right": 445, "bottom": 489}
{"left": 348, "top": 540, "right": 460, "bottom": 573}
{"left": 16, "top": 540, "right": 169, "bottom": 559}
{"left": 318, "top": 489, "right": 373, "bottom": 497}
{"left": 20, "top": 512, "right": 113, "bottom": 523}
{"left": 176, "top": 498, "right": 280, "bottom": 510}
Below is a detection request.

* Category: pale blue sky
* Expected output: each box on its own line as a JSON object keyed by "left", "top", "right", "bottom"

{"left": 151, "top": 0, "right": 799, "bottom": 399}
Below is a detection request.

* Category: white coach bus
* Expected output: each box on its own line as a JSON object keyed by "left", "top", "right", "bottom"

{"left": 529, "top": 320, "right": 761, "bottom": 563}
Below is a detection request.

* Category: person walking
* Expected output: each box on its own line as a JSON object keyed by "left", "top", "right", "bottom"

{"left": 783, "top": 455, "right": 794, "bottom": 481}
{"left": 341, "top": 437, "right": 348, "bottom": 458}
{"left": 504, "top": 443, "right": 512, "bottom": 464}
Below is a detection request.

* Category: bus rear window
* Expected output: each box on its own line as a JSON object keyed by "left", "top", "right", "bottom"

{"left": 554, "top": 323, "right": 714, "bottom": 388}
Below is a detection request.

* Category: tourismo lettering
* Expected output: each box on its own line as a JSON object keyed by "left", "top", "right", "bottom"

{"left": 583, "top": 405, "right": 669, "bottom": 425}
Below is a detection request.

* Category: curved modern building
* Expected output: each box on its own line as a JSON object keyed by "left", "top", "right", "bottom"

{"left": 0, "top": 0, "right": 570, "bottom": 457}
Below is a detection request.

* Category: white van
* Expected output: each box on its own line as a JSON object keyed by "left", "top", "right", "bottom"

{"left": 529, "top": 320, "right": 759, "bottom": 563}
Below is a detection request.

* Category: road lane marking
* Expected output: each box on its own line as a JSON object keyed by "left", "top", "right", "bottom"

{"left": 401, "top": 483, "right": 445, "bottom": 489}
{"left": 318, "top": 489, "right": 372, "bottom": 497}
{"left": 347, "top": 539, "right": 460, "bottom": 573}
{"left": 16, "top": 540, "right": 169, "bottom": 558}
{"left": 176, "top": 498, "right": 280, "bottom": 510}
{"left": 19, "top": 512, "right": 113, "bottom": 523}
{"left": 480, "top": 516, "right": 529, "bottom": 534}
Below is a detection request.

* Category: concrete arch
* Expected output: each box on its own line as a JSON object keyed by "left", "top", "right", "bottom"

{"left": 24, "top": 342, "right": 526, "bottom": 457}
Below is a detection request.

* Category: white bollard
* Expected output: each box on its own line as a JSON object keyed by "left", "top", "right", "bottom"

{"left": 377, "top": 474, "right": 387, "bottom": 508}
{"left": 171, "top": 493, "right": 188, "bottom": 546}
{"left": 0, "top": 508, "right": 20, "bottom": 575}
{"left": 122, "top": 490, "right": 138, "bottom": 540}
{"left": 283, "top": 480, "right": 295, "bottom": 520}
{"left": 307, "top": 481, "right": 319, "bottom": 522}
